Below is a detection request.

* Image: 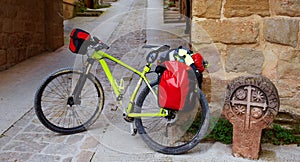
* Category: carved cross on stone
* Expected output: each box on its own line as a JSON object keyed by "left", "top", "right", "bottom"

{"left": 231, "top": 85, "right": 268, "bottom": 130}
{"left": 223, "top": 76, "right": 279, "bottom": 160}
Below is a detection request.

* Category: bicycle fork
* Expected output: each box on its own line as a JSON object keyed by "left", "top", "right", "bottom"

{"left": 70, "top": 58, "right": 95, "bottom": 106}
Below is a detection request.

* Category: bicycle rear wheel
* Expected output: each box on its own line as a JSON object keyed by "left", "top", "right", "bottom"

{"left": 34, "top": 68, "right": 104, "bottom": 134}
{"left": 135, "top": 81, "right": 209, "bottom": 154}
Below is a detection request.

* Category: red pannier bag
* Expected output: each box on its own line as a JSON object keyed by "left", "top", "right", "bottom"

{"left": 69, "top": 28, "right": 91, "bottom": 54}
{"left": 158, "top": 61, "right": 193, "bottom": 111}
{"left": 192, "top": 53, "right": 205, "bottom": 73}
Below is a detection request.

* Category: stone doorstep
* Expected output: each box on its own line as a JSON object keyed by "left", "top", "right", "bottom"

{"left": 76, "top": 11, "right": 103, "bottom": 17}
{"left": 104, "top": 0, "right": 118, "bottom": 2}
{"left": 164, "top": 19, "right": 186, "bottom": 24}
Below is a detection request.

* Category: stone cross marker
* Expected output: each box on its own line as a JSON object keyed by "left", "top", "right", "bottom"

{"left": 223, "top": 75, "right": 279, "bottom": 160}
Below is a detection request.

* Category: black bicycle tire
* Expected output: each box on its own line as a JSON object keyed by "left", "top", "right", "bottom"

{"left": 34, "top": 68, "right": 104, "bottom": 134}
{"left": 135, "top": 80, "right": 210, "bottom": 154}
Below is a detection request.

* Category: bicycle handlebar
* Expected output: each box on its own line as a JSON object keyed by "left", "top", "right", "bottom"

{"left": 145, "top": 45, "right": 170, "bottom": 64}
{"left": 92, "top": 36, "right": 110, "bottom": 51}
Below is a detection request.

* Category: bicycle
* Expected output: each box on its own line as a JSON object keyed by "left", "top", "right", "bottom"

{"left": 34, "top": 29, "right": 210, "bottom": 154}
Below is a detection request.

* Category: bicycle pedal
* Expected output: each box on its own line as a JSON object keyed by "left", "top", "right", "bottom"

{"left": 124, "top": 116, "right": 134, "bottom": 122}
{"left": 111, "top": 105, "right": 118, "bottom": 111}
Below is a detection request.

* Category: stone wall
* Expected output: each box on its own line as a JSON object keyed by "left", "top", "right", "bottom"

{"left": 63, "top": 0, "right": 76, "bottom": 19}
{"left": 191, "top": 0, "right": 300, "bottom": 129}
{"left": 0, "top": 0, "right": 64, "bottom": 71}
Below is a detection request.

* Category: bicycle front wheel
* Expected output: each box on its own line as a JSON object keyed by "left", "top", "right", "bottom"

{"left": 34, "top": 68, "right": 104, "bottom": 134}
{"left": 135, "top": 81, "right": 210, "bottom": 154}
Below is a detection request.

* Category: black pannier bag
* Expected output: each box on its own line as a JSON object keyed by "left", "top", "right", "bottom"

{"left": 69, "top": 28, "right": 91, "bottom": 54}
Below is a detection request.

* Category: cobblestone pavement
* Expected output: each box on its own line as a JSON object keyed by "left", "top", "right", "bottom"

{"left": 1, "top": 0, "right": 300, "bottom": 161}
{"left": 0, "top": 0, "right": 151, "bottom": 161}
{"left": 0, "top": 0, "right": 185, "bottom": 161}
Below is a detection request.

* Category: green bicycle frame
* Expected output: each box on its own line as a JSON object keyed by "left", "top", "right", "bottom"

{"left": 91, "top": 50, "right": 168, "bottom": 118}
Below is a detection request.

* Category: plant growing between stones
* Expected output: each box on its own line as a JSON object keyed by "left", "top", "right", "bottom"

{"left": 205, "top": 118, "right": 233, "bottom": 144}
{"left": 205, "top": 118, "right": 300, "bottom": 146}
{"left": 75, "top": 1, "right": 87, "bottom": 13}
{"left": 261, "top": 124, "right": 300, "bottom": 146}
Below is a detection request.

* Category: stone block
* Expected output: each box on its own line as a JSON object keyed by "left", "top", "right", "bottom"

{"left": 198, "top": 45, "right": 222, "bottom": 73}
{"left": 191, "top": 20, "right": 213, "bottom": 44}
{"left": 270, "top": 0, "right": 300, "bottom": 17}
{"left": 0, "top": 6, "right": 4, "bottom": 18}
{"left": 26, "top": 45, "right": 43, "bottom": 58}
{"left": 193, "top": 18, "right": 259, "bottom": 44}
{"left": 0, "top": 33, "right": 8, "bottom": 49}
{"left": 2, "top": 18, "right": 13, "bottom": 33}
{"left": 17, "top": 48, "right": 27, "bottom": 62}
{"left": 263, "top": 18, "right": 299, "bottom": 48}
{"left": 225, "top": 48, "right": 264, "bottom": 74}
{"left": 278, "top": 50, "right": 300, "bottom": 80}
{"left": 63, "top": 3, "right": 75, "bottom": 19}
{"left": 192, "top": 0, "right": 222, "bottom": 18}
{"left": 24, "top": 22, "right": 36, "bottom": 32}
{"left": 6, "top": 48, "right": 18, "bottom": 65}
{"left": 262, "top": 49, "right": 278, "bottom": 80}
{"left": 0, "top": 4, "right": 17, "bottom": 19}
{"left": 13, "top": 21, "right": 25, "bottom": 33}
{"left": 0, "top": 50, "right": 7, "bottom": 66}
{"left": 33, "top": 33, "right": 46, "bottom": 45}
{"left": 223, "top": 76, "right": 279, "bottom": 160}
{"left": 298, "top": 22, "right": 300, "bottom": 48}
{"left": 277, "top": 79, "right": 299, "bottom": 98}
{"left": 224, "top": 0, "right": 270, "bottom": 17}
{"left": 35, "top": 23, "right": 45, "bottom": 33}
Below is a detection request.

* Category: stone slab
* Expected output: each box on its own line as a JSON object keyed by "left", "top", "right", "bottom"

{"left": 263, "top": 17, "right": 299, "bottom": 48}
{"left": 270, "top": 0, "right": 300, "bottom": 17}
{"left": 225, "top": 47, "right": 264, "bottom": 74}
{"left": 192, "top": 0, "right": 222, "bottom": 18}
{"left": 224, "top": 0, "right": 270, "bottom": 17}
{"left": 192, "top": 18, "right": 259, "bottom": 44}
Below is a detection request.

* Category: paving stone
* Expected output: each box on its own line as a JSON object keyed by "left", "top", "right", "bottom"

{"left": 3, "top": 140, "right": 48, "bottom": 153}
{"left": 23, "top": 123, "right": 38, "bottom": 132}
{"left": 2, "top": 125, "right": 23, "bottom": 138}
{"left": 14, "top": 133, "right": 43, "bottom": 142}
{"left": 76, "top": 150, "right": 94, "bottom": 162}
{"left": 29, "top": 154, "right": 61, "bottom": 162}
{"left": 42, "top": 143, "right": 78, "bottom": 156}
{"left": 0, "top": 152, "right": 32, "bottom": 162}
{"left": 62, "top": 157, "right": 73, "bottom": 162}
{"left": 0, "top": 136, "right": 11, "bottom": 150}
{"left": 65, "top": 134, "right": 85, "bottom": 145}
{"left": 13, "top": 117, "right": 31, "bottom": 127}
{"left": 37, "top": 133, "right": 65, "bottom": 143}
{"left": 80, "top": 136, "right": 100, "bottom": 150}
